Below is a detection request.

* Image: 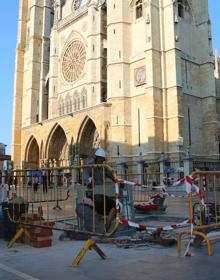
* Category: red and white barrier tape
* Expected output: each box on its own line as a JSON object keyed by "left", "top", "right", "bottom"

{"left": 116, "top": 179, "right": 150, "bottom": 188}
{"left": 116, "top": 179, "right": 183, "bottom": 201}
{"left": 115, "top": 176, "right": 205, "bottom": 257}
{"left": 117, "top": 176, "right": 204, "bottom": 201}
{"left": 115, "top": 177, "right": 191, "bottom": 233}
{"left": 184, "top": 223, "right": 194, "bottom": 257}
{"left": 171, "top": 176, "right": 205, "bottom": 205}
{"left": 120, "top": 218, "right": 190, "bottom": 232}
{"left": 115, "top": 183, "right": 121, "bottom": 222}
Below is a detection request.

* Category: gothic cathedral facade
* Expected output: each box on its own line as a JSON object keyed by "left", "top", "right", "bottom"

{"left": 12, "top": 0, "right": 219, "bottom": 171}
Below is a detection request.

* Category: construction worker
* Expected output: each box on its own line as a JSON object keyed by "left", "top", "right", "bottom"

{"left": 78, "top": 148, "right": 117, "bottom": 232}
{"left": 83, "top": 148, "right": 116, "bottom": 189}
{"left": 59, "top": 148, "right": 117, "bottom": 240}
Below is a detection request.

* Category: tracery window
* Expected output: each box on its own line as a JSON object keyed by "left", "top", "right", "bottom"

{"left": 82, "top": 90, "right": 87, "bottom": 109}
{"left": 62, "top": 40, "right": 86, "bottom": 83}
{"left": 65, "top": 96, "right": 71, "bottom": 114}
{"left": 59, "top": 98, "right": 64, "bottom": 116}
{"left": 74, "top": 98, "right": 77, "bottom": 111}
{"left": 136, "top": 0, "right": 143, "bottom": 19}
{"left": 77, "top": 97, "right": 80, "bottom": 110}
{"left": 178, "top": 0, "right": 184, "bottom": 18}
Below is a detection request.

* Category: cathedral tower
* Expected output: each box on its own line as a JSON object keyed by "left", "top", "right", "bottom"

{"left": 12, "top": 0, "right": 219, "bottom": 173}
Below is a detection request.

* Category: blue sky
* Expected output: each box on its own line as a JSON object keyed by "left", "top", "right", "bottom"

{"left": 0, "top": 1, "right": 219, "bottom": 155}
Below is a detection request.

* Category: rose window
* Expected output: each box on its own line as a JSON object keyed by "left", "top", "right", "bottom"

{"left": 62, "top": 40, "right": 86, "bottom": 83}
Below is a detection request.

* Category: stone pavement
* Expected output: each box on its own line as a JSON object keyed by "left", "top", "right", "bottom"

{"left": 1, "top": 188, "right": 220, "bottom": 279}
{"left": 0, "top": 231, "right": 220, "bottom": 280}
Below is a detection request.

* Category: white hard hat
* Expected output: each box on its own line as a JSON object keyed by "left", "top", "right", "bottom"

{"left": 95, "top": 148, "right": 106, "bottom": 158}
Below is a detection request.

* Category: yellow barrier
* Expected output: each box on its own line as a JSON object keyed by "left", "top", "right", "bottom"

{"left": 178, "top": 171, "right": 220, "bottom": 256}
{"left": 3, "top": 164, "right": 121, "bottom": 266}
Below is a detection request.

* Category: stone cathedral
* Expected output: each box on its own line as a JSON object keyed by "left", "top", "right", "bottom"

{"left": 12, "top": 0, "right": 220, "bottom": 173}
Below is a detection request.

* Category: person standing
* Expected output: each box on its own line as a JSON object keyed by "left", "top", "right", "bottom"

{"left": 42, "top": 171, "right": 48, "bottom": 193}
{"left": 0, "top": 175, "right": 11, "bottom": 241}
{"left": 0, "top": 175, "right": 9, "bottom": 204}
{"left": 33, "top": 175, "right": 39, "bottom": 193}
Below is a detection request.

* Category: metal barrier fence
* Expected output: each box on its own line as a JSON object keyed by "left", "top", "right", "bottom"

{"left": 117, "top": 172, "right": 162, "bottom": 187}
{"left": 3, "top": 168, "right": 219, "bottom": 263}
{"left": 177, "top": 171, "right": 220, "bottom": 256}
{"left": 117, "top": 171, "right": 182, "bottom": 204}
{"left": 117, "top": 172, "right": 163, "bottom": 205}
{"left": 1, "top": 164, "right": 123, "bottom": 266}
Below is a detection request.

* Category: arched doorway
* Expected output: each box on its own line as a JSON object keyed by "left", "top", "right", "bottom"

{"left": 25, "top": 137, "right": 40, "bottom": 169}
{"left": 77, "top": 117, "right": 100, "bottom": 159}
{"left": 47, "top": 125, "right": 68, "bottom": 166}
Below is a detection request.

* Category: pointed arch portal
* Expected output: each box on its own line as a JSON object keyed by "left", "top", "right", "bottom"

{"left": 77, "top": 117, "right": 100, "bottom": 159}
{"left": 47, "top": 125, "right": 68, "bottom": 165}
{"left": 25, "top": 137, "right": 40, "bottom": 169}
